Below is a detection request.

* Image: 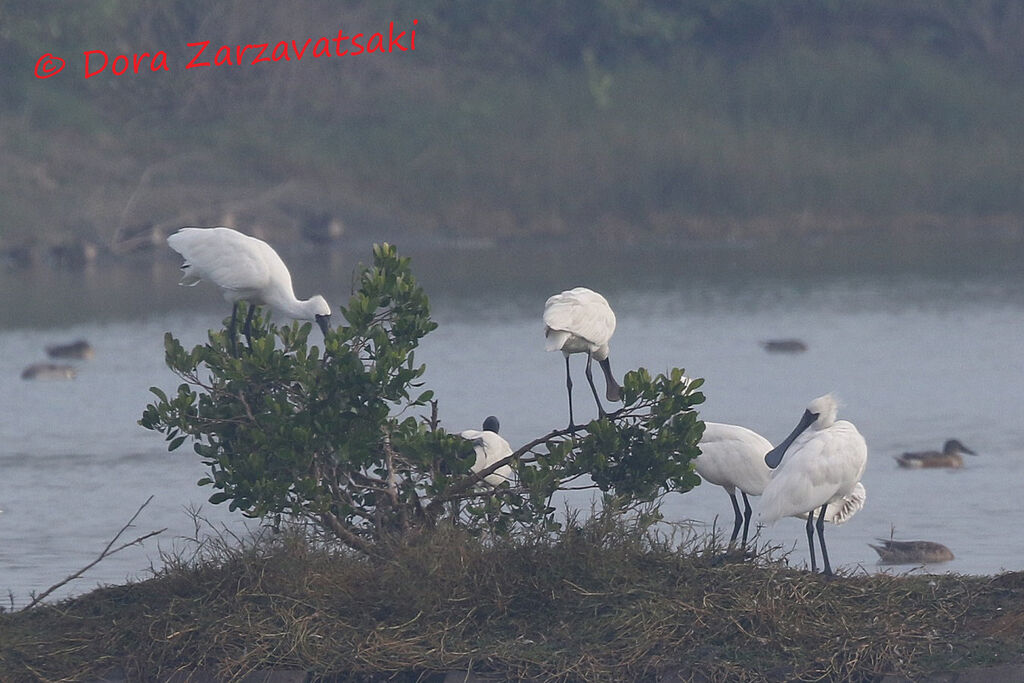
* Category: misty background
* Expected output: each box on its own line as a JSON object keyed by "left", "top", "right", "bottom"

{"left": 3, "top": 1, "right": 1024, "bottom": 255}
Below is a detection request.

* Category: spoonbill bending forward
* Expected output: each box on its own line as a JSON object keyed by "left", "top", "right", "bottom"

{"left": 697, "top": 422, "right": 866, "bottom": 550}
{"left": 759, "top": 394, "right": 868, "bottom": 575}
{"left": 543, "top": 287, "right": 622, "bottom": 428}
{"left": 459, "top": 416, "right": 515, "bottom": 487}
{"left": 167, "top": 227, "right": 331, "bottom": 354}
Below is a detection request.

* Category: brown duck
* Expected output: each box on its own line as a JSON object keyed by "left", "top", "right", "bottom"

{"left": 870, "top": 539, "right": 954, "bottom": 564}
{"left": 894, "top": 439, "right": 976, "bottom": 469}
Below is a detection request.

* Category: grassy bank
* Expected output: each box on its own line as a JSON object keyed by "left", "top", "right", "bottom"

{"left": 4, "top": 3, "right": 1024, "bottom": 253}
{"left": 1, "top": 522, "right": 1022, "bottom": 681}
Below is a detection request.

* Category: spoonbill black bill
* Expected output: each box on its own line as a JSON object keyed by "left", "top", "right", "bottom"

{"left": 166, "top": 227, "right": 331, "bottom": 354}
{"left": 543, "top": 287, "right": 622, "bottom": 429}
{"left": 759, "top": 394, "right": 868, "bottom": 576}
{"left": 459, "top": 416, "right": 515, "bottom": 487}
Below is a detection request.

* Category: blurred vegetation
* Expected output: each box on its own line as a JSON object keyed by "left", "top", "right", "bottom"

{"left": 1, "top": 520, "right": 1022, "bottom": 680}
{"left": 2, "top": 0, "right": 1024, "bottom": 250}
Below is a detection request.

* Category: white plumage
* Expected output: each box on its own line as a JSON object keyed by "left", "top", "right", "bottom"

{"left": 459, "top": 416, "right": 515, "bottom": 487}
{"left": 695, "top": 421, "right": 773, "bottom": 548}
{"left": 812, "top": 481, "right": 866, "bottom": 525}
{"left": 167, "top": 227, "right": 331, "bottom": 351}
{"left": 759, "top": 394, "right": 868, "bottom": 575}
{"left": 543, "top": 287, "right": 622, "bottom": 427}
{"left": 696, "top": 421, "right": 865, "bottom": 549}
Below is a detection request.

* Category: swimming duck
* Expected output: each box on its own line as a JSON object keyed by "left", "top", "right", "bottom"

{"left": 21, "top": 363, "right": 77, "bottom": 380}
{"left": 870, "top": 539, "right": 954, "bottom": 564}
{"left": 46, "top": 339, "right": 95, "bottom": 360}
{"left": 895, "top": 439, "right": 976, "bottom": 469}
{"left": 760, "top": 339, "right": 808, "bottom": 353}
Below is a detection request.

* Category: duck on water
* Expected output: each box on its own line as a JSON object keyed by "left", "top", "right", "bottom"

{"left": 870, "top": 539, "right": 955, "bottom": 564}
{"left": 895, "top": 439, "right": 977, "bottom": 469}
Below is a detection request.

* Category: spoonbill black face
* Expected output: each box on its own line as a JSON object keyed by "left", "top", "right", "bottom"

{"left": 764, "top": 408, "right": 817, "bottom": 469}
{"left": 315, "top": 313, "right": 331, "bottom": 337}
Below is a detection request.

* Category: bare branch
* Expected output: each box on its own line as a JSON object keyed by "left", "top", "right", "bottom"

{"left": 22, "top": 497, "right": 165, "bottom": 611}
{"left": 321, "top": 511, "right": 375, "bottom": 556}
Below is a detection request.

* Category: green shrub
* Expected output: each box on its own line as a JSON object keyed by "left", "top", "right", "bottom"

{"left": 141, "top": 243, "right": 704, "bottom": 555}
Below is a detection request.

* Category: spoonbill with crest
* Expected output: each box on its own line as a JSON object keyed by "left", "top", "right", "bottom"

{"left": 697, "top": 421, "right": 866, "bottom": 551}
{"left": 758, "top": 394, "right": 868, "bottom": 576}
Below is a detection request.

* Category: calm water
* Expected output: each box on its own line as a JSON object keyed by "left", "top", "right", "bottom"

{"left": 2, "top": 236, "right": 1023, "bottom": 606}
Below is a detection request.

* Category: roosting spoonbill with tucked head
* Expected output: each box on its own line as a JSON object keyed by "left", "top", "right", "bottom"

{"left": 167, "top": 227, "right": 331, "bottom": 355}
{"left": 758, "top": 394, "right": 868, "bottom": 576}
{"left": 543, "top": 287, "right": 622, "bottom": 429}
{"left": 696, "top": 422, "right": 866, "bottom": 551}
{"left": 695, "top": 422, "right": 773, "bottom": 549}
{"left": 459, "top": 416, "right": 515, "bottom": 487}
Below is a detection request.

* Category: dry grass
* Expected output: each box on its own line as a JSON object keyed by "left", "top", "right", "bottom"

{"left": 0, "top": 519, "right": 1021, "bottom": 682}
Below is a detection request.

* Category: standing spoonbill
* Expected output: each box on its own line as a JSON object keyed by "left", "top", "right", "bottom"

{"left": 696, "top": 423, "right": 866, "bottom": 550}
{"left": 459, "top": 416, "right": 515, "bottom": 487}
{"left": 543, "top": 287, "right": 622, "bottom": 428}
{"left": 695, "top": 422, "right": 773, "bottom": 549}
{"left": 758, "top": 394, "right": 868, "bottom": 576}
{"left": 167, "top": 227, "right": 331, "bottom": 354}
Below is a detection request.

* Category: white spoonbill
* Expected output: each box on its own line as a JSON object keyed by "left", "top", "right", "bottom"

{"left": 695, "top": 422, "right": 773, "bottom": 549}
{"left": 696, "top": 423, "right": 865, "bottom": 550}
{"left": 543, "top": 287, "right": 622, "bottom": 428}
{"left": 802, "top": 481, "right": 866, "bottom": 526}
{"left": 167, "top": 227, "right": 331, "bottom": 354}
{"left": 759, "top": 394, "right": 868, "bottom": 576}
{"left": 459, "top": 416, "right": 515, "bottom": 487}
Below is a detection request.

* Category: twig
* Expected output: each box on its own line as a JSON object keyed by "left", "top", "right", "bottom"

{"left": 22, "top": 496, "right": 166, "bottom": 611}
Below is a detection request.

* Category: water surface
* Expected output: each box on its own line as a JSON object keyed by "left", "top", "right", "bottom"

{"left": 1, "top": 236, "right": 1022, "bottom": 606}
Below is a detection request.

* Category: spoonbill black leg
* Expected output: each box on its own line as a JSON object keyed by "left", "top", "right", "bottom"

{"left": 816, "top": 504, "right": 832, "bottom": 576}
{"left": 584, "top": 354, "right": 607, "bottom": 418}
{"left": 242, "top": 303, "right": 257, "bottom": 351}
{"left": 564, "top": 355, "right": 575, "bottom": 430}
{"left": 806, "top": 508, "right": 817, "bottom": 572}
{"left": 229, "top": 301, "right": 241, "bottom": 356}
{"left": 740, "top": 492, "right": 753, "bottom": 549}
{"left": 728, "top": 492, "right": 743, "bottom": 546}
